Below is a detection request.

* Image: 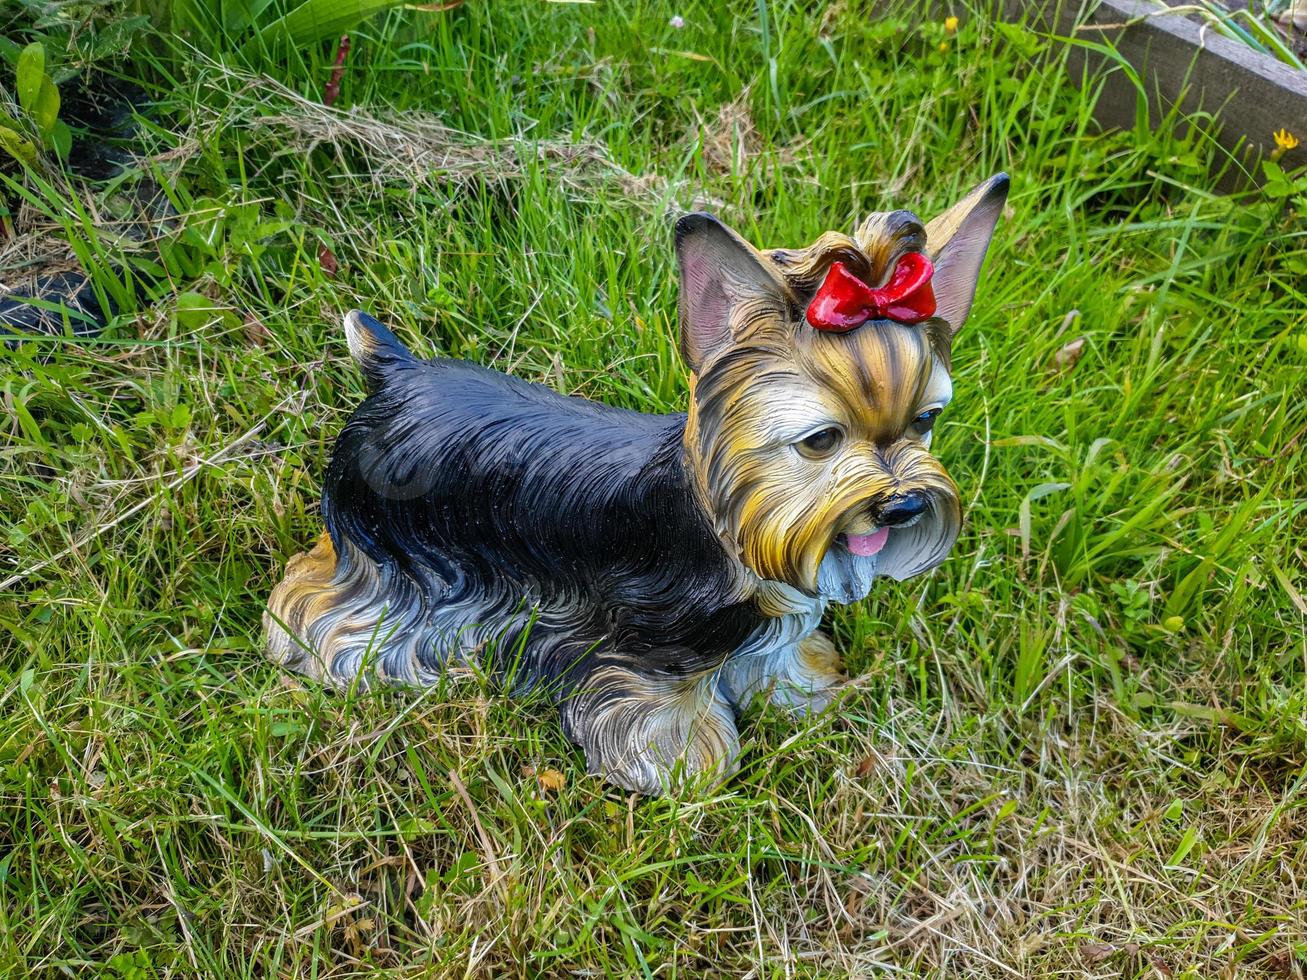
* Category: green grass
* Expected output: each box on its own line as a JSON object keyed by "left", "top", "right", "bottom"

{"left": 2, "top": 0, "right": 1306, "bottom": 975}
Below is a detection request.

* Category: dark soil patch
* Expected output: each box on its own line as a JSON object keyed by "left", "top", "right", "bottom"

{"left": 1, "top": 73, "right": 163, "bottom": 339}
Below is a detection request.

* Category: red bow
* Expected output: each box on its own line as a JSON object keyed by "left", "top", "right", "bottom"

{"left": 806, "top": 252, "right": 937, "bottom": 333}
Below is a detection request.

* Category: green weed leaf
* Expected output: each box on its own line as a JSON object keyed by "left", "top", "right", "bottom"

{"left": 16, "top": 42, "right": 44, "bottom": 113}
{"left": 51, "top": 119, "right": 71, "bottom": 159}
{"left": 254, "top": 0, "right": 410, "bottom": 48}
{"left": 176, "top": 291, "right": 217, "bottom": 329}
{"left": 223, "top": 0, "right": 279, "bottom": 33}
{"left": 1262, "top": 160, "right": 1296, "bottom": 199}
{"left": 33, "top": 76, "right": 60, "bottom": 142}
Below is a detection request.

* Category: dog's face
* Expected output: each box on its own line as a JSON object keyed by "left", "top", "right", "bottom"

{"left": 679, "top": 175, "right": 1008, "bottom": 602}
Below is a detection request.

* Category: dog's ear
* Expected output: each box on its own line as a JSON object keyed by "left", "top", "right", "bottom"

{"left": 924, "top": 173, "right": 1009, "bottom": 334}
{"left": 675, "top": 213, "right": 794, "bottom": 372}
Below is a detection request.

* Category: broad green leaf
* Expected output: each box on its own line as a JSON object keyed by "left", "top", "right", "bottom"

{"left": 51, "top": 118, "right": 71, "bottom": 159}
{"left": 223, "top": 0, "right": 278, "bottom": 32}
{"left": 16, "top": 42, "right": 45, "bottom": 113}
{"left": 33, "top": 76, "right": 60, "bottom": 141}
{"left": 176, "top": 292, "right": 241, "bottom": 331}
{"left": 1261, "top": 160, "right": 1296, "bottom": 199}
{"left": 176, "top": 291, "right": 216, "bottom": 329}
{"left": 255, "top": 0, "right": 409, "bottom": 48}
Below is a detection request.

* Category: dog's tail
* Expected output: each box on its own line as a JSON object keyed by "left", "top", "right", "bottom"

{"left": 343, "top": 309, "right": 417, "bottom": 391}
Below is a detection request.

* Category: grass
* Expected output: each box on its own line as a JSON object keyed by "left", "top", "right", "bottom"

{"left": 1, "top": 0, "right": 1306, "bottom": 975}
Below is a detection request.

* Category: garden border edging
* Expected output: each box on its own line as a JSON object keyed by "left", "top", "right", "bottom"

{"left": 1015, "top": 0, "right": 1307, "bottom": 180}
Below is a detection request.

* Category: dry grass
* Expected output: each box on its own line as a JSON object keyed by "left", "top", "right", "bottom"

{"left": 228, "top": 74, "right": 699, "bottom": 211}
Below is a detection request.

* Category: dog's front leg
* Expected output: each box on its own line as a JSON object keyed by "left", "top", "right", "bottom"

{"left": 719, "top": 618, "right": 845, "bottom": 716}
{"left": 559, "top": 661, "right": 739, "bottom": 796}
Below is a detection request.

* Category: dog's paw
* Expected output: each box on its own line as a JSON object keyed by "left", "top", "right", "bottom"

{"left": 562, "top": 667, "right": 740, "bottom": 796}
{"left": 766, "top": 629, "right": 845, "bottom": 715}
{"left": 720, "top": 628, "right": 846, "bottom": 716}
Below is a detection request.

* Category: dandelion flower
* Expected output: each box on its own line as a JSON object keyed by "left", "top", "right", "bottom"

{"left": 1271, "top": 127, "right": 1300, "bottom": 161}
{"left": 944, "top": 15, "right": 959, "bottom": 33}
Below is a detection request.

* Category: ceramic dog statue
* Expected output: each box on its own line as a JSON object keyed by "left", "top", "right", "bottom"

{"left": 265, "top": 174, "right": 1009, "bottom": 795}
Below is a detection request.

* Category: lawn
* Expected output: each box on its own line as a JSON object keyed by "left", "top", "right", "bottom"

{"left": 1, "top": 0, "right": 1306, "bottom": 975}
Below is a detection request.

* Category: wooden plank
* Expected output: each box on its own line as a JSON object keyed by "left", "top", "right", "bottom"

{"left": 1015, "top": 0, "right": 1307, "bottom": 183}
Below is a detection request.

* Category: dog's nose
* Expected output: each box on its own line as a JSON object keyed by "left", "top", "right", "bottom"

{"left": 875, "top": 491, "right": 928, "bottom": 527}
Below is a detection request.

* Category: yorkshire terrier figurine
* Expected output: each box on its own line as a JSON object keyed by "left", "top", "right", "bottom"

{"left": 265, "top": 174, "right": 1009, "bottom": 795}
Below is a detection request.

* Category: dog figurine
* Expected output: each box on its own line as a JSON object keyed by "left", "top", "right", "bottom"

{"left": 265, "top": 174, "right": 1009, "bottom": 795}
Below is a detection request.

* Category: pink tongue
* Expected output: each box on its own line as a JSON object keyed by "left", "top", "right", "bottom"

{"left": 845, "top": 527, "right": 890, "bottom": 557}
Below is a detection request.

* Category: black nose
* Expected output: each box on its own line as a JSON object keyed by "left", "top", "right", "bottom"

{"left": 875, "top": 491, "right": 928, "bottom": 527}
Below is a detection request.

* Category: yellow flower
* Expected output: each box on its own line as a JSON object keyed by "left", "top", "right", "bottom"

{"left": 944, "top": 15, "right": 959, "bottom": 33}
{"left": 938, "top": 40, "right": 950, "bottom": 52}
{"left": 1271, "top": 127, "right": 1300, "bottom": 162}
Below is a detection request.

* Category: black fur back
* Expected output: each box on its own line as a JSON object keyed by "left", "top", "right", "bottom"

{"left": 321, "top": 354, "right": 763, "bottom": 689}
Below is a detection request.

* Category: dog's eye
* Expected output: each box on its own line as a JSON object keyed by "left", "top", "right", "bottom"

{"left": 796, "top": 426, "right": 844, "bottom": 459}
{"left": 914, "top": 408, "right": 942, "bottom": 435}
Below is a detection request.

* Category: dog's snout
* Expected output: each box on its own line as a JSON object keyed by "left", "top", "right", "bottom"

{"left": 874, "top": 491, "right": 929, "bottom": 527}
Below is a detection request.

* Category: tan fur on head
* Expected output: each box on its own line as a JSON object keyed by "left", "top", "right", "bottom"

{"left": 685, "top": 317, "right": 961, "bottom": 593}
{"left": 676, "top": 175, "right": 1007, "bottom": 595}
